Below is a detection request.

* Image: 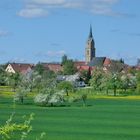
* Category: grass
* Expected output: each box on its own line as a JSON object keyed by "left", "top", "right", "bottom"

{"left": 1, "top": 94, "right": 140, "bottom": 140}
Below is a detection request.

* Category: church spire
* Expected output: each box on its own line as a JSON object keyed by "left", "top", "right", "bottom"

{"left": 85, "top": 24, "right": 96, "bottom": 63}
{"left": 89, "top": 24, "right": 93, "bottom": 38}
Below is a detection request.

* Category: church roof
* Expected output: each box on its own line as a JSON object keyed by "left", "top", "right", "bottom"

{"left": 88, "top": 57, "right": 106, "bottom": 67}
{"left": 89, "top": 25, "right": 93, "bottom": 38}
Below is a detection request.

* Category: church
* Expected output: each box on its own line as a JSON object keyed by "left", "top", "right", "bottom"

{"left": 85, "top": 25, "right": 110, "bottom": 67}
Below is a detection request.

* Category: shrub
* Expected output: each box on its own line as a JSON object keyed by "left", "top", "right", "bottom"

{"left": 34, "top": 93, "right": 50, "bottom": 106}
{"left": 34, "top": 91, "right": 65, "bottom": 106}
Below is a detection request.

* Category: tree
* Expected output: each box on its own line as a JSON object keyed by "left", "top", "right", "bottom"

{"left": 136, "top": 71, "right": 140, "bottom": 94}
{"left": 34, "top": 91, "right": 65, "bottom": 106}
{"left": 80, "top": 69, "right": 91, "bottom": 85}
{"left": 63, "top": 59, "right": 77, "bottom": 75}
{"left": 81, "top": 94, "right": 87, "bottom": 106}
{"left": 0, "top": 65, "right": 7, "bottom": 86}
{"left": 120, "top": 74, "right": 130, "bottom": 92}
{"left": 107, "top": 60, "right": 124, "bottom": 73}
{"left": 34, "top": 62, "right": 46, "bottom": 75}
{"left": 119, "top": 58, "right": 124, "bottom": 64}
{"left": 90, "top": 68, "right": 104, "bottom": 91}
{"left": 57, "top": 81, "right": 74, "bottom": 96}
{"left": 100, "top": 71, "right": 112, "bottom": 95}
{"left": 109, "top": 73, "right": 121, "bottom": 96}
{"left": 48, "top": 91, "right": 65, "bottom": 106}
{"left": 14, "top": 86, "right": 30, "bottom": 104}
{"left": 6, "top": 73, "right": 21, "bottom": 92}
{"left": 61, "top": 54, "right": 68, "bottom": 65}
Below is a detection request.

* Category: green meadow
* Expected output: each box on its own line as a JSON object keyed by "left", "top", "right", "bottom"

{"left": 1, "top": 94, "right": 140, "bottom": 140}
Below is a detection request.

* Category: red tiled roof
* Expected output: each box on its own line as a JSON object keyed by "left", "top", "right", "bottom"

{"left": 10, "top": 63, "right": 34, "bottom": 74}
{"left": 103, "top": 58, "right": 111, "bottom": 66}
{"left": 74, "top": 61, "right": 86, "bottom": 67}
{"left": 77, "top": 65, "right": 90, "bottom": 71}
{"left": 42, "top": 63, "right": 63, "bottom": 73}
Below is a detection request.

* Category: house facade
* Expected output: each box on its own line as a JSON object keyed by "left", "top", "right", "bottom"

{"left": 5, "top": 63, "right": 34, "bottom": 75}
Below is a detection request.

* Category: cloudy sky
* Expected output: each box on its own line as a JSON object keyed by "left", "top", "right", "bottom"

{"left": 0, "top": 0, "right": 140, "bottom": 65}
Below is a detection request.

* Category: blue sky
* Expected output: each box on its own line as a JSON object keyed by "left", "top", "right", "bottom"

{"left": 0, "top": 0, "right": 140, "bottom": 65}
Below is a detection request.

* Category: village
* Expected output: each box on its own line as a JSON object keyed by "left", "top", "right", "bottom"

{"left": 4, "top": 26, "right": 140, "bottom": 88}
{"left": 0, "top": 27, "right": 140, "bottom": 140}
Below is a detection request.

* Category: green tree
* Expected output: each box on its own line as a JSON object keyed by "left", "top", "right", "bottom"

{"left": 6, "top": 73, "right": 21, "bottom": 92}
{"left": 80, "top": 69, "right": 91, "bottom": 85}
{"left": 90, "top": 68, "right": 104, "bottom": 91}
{"left": 0, "top": 68, "right": 7, "bottom": 86}
{"left": 63, "top": 59, "right": 77, "bottom": 75}
{"left": 61, "top": 54, "right": 68, "bottom": 65}
{"left": 100, "top": 71, "right": 112, "bottom": 95}
{"left": 81, "top": 94, "right": 87, "bottom": 106}
{"left": 14, "top": 86, "right": 30, "bottom": 104}
{"left": 57, "top": 81, "right": 74, "bottom": 96}
{"left": 121, "top": 74, "right": 131, "bottom": 92}
{"left": 136, "top": 71, "right": 140, "bottom": 94}
{"left": 34, "top": 62, "right": 46, "bottom": 75}
{"left": 109, "top": 73, "right": 121, "bottom": 96}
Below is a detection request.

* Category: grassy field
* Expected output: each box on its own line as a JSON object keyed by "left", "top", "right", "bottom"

{"left": 1, "top": 95, "right": 140, "bottom": 140}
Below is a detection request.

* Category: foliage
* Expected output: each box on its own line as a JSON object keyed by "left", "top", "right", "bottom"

{"left": 34, "top": 63, "right": 46, "bottom": 75}
{"left": 120, "top": 74, "right": 136, "bottom": 92}
{"left": 6, "top": 73, "right": 21, "bottom": 92}
{"left": 63, "top": 59, "right": 77, "bottom": 75}
{"left": 90, "top": 68, "right": 105, "bottom": 91}
{"left": 0, "top": 66, "right": 7, "bottom": 86}
{"left": 34, "top": 93, "right": 50, "bottom": 106}
{"left": 14, "top": 86, "right": 30, "bottom": 104}
{"left": 136, "top": 71, "right": 140, "bottom": 94}
{"left": 61, "top": 54, "right": 68, "bottom": 65}
{"left": 80, "top": 70, "right": 91, "bottom": 85}
{"left": 81, "top": 94, "right": 87, "bottom": 106}
{"left": 0, "top": 113, "right": 46, "bottom": 140}
{"left": 34, "top": 91, "right": 65, "bottom": 106}
{"left": 107, "top": 60, "right": 124, "bottom": 73}
{"left": 57, "top": 81, "right": 74, "bottom": 96}
{"left": 48, "top": 91, "right": 65, "bottom": 106}
{"left": 0, "top": 113, "right": 34, "bottom": 140}
{"left": 109, "top": 73, "right": 122, "bottom": 96}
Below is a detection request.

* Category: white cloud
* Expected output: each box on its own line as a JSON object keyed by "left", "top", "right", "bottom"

{"left": 35, "top": 50, "right": 66, "bottom": 57}
{"left": 10, "top": 57, "right": 27, "bottom": 63}
{"left": 47, "top": 50, "right": 66, "bottom": 57}
{"left": 18, "top": 0, "right": 129, "bottom": 18}
{"left": 0, "top": 30, "right": 9, "bottom": 37}
{"left": 18, "top": 8, "right": 49, "bottom": 18}
{"left": 30, "top": 0, "right": 65, "bottom": 5}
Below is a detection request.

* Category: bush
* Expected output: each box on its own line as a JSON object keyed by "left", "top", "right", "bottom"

{"left": 0, "top": 113, "right": 46, "bottom": 140}
{"left": 34, "top": 91, "right": 65, "bottom": 106}
{"left": 34, "top": 93, "right": 50, "bottom": 106}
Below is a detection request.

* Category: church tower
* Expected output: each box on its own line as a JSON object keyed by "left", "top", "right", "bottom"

{"left": 85, "top": 25, "right": 95, "bottom": 63}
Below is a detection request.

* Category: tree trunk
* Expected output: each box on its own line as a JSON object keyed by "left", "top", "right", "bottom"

{"left": 106, "top": 89, "right": 108, "bottom": 95}
{"left": 66, "top": 89, "right": 69, "bottom": 96}
{"left": 21, "top": 97, "right": 23, "bottom": 104}
{"left": 114, "top": 87, "right": 117, "bottom": 96}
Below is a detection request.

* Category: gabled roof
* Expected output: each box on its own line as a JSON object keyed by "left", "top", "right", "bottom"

{"left": 7, "top": 63, "right": 34, "bottom": 74}
{"left": 88, "top": 57, "right": 106, "bottom": 67}
{"left": 103, "top": 58, "right": 111, "bottom": 66}
{"left": 41, "top": 63, "right": 63, "bottom": 73}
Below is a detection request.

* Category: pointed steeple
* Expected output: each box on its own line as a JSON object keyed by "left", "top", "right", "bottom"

{"left": 89, "top": 24, "right": 93, "bottom": 38}
{"left": 86, "top": 24, "right": 96, "bottom": 63}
